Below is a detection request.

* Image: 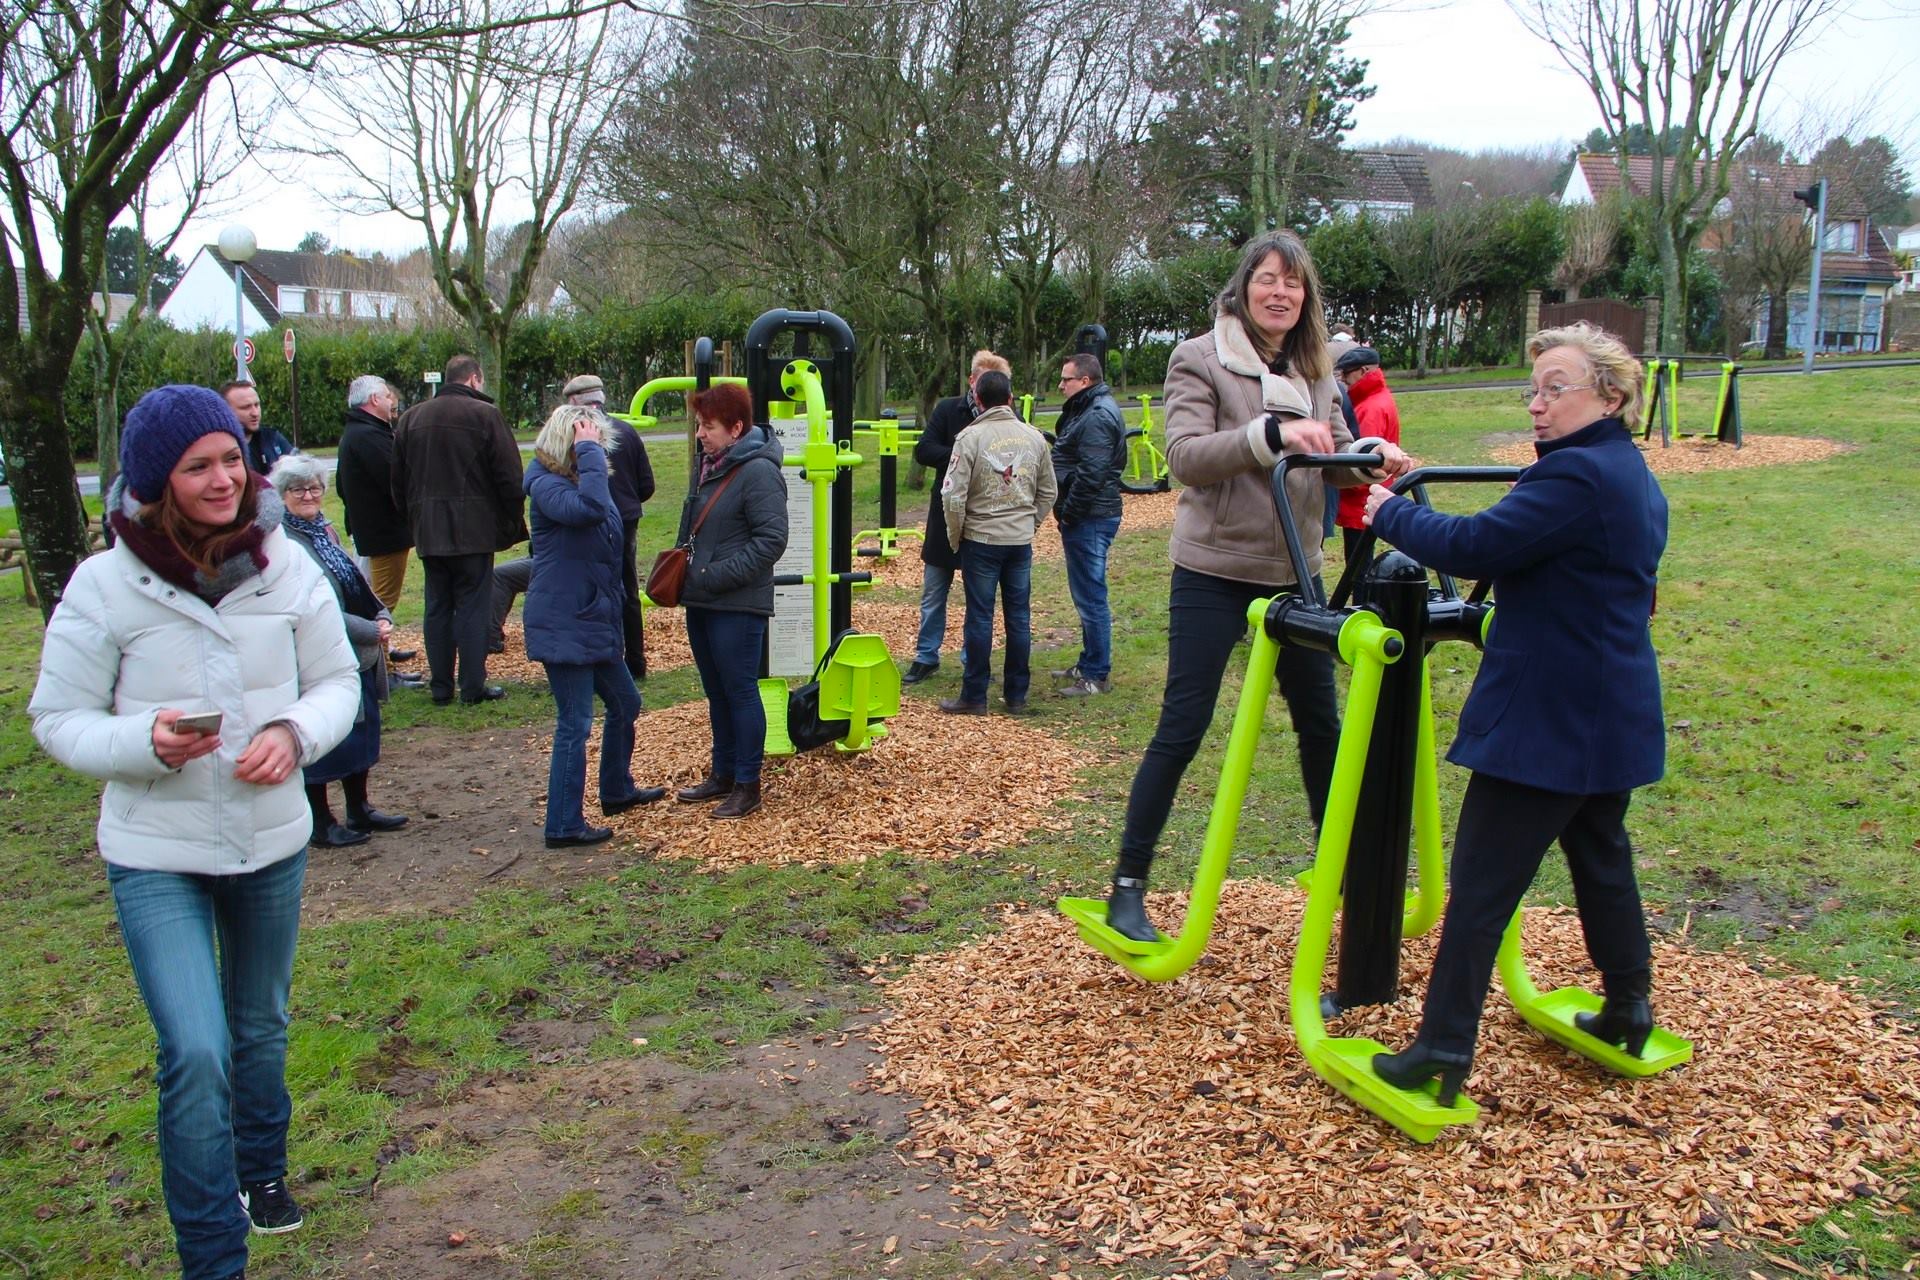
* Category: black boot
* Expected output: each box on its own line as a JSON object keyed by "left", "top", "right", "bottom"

{"left": 1575, "top": 970, "right": 1654, "bottom": 1057}
{"left": 676, "top": 774, "right": 733, "bottom": 804}
{"left": 712, "top": 779, "right": 762, "bottom": 820}
{"left": 343, "top": 771, "right": 408, "bottom": 832}
{"left": 1106, "top": 876, "right": 1160, "bottom": 943}
{"left": 1373, "top": 1042, "right": 1474, "bottom": 1107}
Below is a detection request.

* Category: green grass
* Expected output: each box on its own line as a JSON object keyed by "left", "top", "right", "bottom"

{"left": 0, "top": 365, "right": 1915, "bottom": 1277}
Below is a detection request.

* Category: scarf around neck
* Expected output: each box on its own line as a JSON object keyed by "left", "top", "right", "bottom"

{"left": 107, "top": 473, "right": 282, "bottom": 603}
{"left": 284, "top": 510, "right": 382, "bottom": 619}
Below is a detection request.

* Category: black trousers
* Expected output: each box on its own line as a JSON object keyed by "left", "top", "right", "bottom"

{"left": 1117, "top": 567, "right": 1339, "bottom": 880}
{"left": 420, "top": 552, "right": 494, "bottom": 701}
{"left": 620, "top": 518, "right": 646, "bottom": 680}
{"left": 1416, "top": 772, "right": 1652, "bottom": 1056}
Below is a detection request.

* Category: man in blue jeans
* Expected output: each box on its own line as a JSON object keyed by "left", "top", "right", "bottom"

{"left": 937, "top": 371, "right": 1056, "bottom": 714}
{"left": 1048, "top": 353, "right": 1127, "bottom": 696}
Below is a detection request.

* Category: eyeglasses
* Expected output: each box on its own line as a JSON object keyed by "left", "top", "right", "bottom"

{"left": 1520, "top": 381, "right": 1595, "bottom": 404}
{"left": 285, "top": 483, "right": 325, "bottom": 497}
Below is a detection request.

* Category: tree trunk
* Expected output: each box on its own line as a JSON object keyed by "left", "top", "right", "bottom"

{"left": 0, "top": 344, "right": 95, "bottom": 621}
{"left": 1765, "top": 291, "right": 1789, "bottom": 360}
{"left": 1655, "top": 220, "right": 1685, "bottom": 353}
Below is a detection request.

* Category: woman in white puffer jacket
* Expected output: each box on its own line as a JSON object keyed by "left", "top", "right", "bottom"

{"left": 30, "top": 385, "right": 358, "bottom": 1280}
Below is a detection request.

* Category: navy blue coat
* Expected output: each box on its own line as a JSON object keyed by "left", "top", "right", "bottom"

{"left": 523, "top": 441, "right": 624, "bottom": 667}
{"left": 1370, "top": 417, "right": 1668, "bottom": 795}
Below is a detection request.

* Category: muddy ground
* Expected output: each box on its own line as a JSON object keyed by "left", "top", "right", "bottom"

{"left": 290, "top": 723, "right": 1059, "bottom": 1280}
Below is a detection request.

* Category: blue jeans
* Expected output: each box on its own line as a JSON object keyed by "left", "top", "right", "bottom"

{"left": 1059, "top": 515, "right": 1121, "bottom": 681}
{"left": 107, "top": 851, "right": 308, "bottom": 1280}
{"left": 686, "top": 608, "right": 769, "bottom": 782}
{"left": 958, "top": 540, "right": 1032, "bottom": 705}
{"left": 913, "top": 563, "right": 955, "bottom": 666}
{"left": 543, "top": 660, "right": 642, "bottom": 838}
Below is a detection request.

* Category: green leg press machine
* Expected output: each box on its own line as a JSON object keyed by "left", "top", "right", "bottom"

{"left": 1061, "top": 454, "right": 1690, "bottom": 1142}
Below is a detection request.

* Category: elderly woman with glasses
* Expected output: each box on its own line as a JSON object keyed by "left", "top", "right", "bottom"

{"left": 269, "top": 455, "right": 409, "bottom": 848}
{"left": 1360, "top": 322, "right": 1669, "bottom": 1106}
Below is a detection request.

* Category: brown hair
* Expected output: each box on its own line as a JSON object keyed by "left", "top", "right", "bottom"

{"left": 1216, "top": 229, "right": 1331, "bottom": 383}
{"left": 142, "top": 474, "right": 263, "bottom": 576}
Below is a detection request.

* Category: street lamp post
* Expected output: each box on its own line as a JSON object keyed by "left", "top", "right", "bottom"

{"left": 217, "top": 224, "right": 258, "bottom": 382}
{"left": 1792, "top": 180, "right": 1828, "bottom": 375}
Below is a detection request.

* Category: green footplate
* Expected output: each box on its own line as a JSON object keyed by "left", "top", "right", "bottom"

{"left": 759, "top": 678, "right": 795, "bottom": 756}
{"left": 1309, "top": 1038, "right": 1480, "bottom": 1144}
{"left": 1058, "top": 896, "right": 1170, "bottom": 960}
{"left": 1517, "top": 987, "right": 1693, "bottom": 1076}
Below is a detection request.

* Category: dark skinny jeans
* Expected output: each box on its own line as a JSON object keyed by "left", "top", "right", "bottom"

{"left": 1116, "top": 567, "right": 1339, "bottom": 881}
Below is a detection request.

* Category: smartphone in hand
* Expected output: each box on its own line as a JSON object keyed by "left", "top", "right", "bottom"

{"left": 173, "top": 711, "right": 224, "bottom": 736}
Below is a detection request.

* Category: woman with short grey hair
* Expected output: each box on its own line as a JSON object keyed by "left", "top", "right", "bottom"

{"left": 268, "top": 454, "right": 409, "bottom": 847}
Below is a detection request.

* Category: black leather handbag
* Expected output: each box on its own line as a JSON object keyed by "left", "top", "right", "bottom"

{"left": 786, "top": 630, "right": 854, "bottom": 752}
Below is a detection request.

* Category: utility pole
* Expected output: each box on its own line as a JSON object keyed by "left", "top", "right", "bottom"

{"left": 1793, "top": 178, "right": 1828, "bottom": 375}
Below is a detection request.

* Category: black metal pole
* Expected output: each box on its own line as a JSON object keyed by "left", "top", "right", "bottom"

{"left": 1333, "top": 549, "right": 1429, "bottom": 1011}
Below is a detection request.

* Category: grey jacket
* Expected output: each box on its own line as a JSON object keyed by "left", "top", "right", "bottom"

{"left": 942, "top": 405, "right": 1058, "bottom": 547}
{"left": 676, "top": 427, "right": 789, "bottom": 615}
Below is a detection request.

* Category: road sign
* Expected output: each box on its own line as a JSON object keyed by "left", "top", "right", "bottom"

{"left": 234, "top": 337, "right": 256, "bottom": 366}
{"left": 424, "top": 371, "right": 443, "bottom": 384}
{"left": 283, "top": 329, "right": 297, "bottom": 363}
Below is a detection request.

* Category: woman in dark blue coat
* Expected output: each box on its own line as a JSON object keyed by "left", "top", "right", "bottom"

{"left": 524, "top": 406, "right": 665, "bottom": 849}
{"left": 1361, "top": 322, "right": 1669, "bottom": 1104}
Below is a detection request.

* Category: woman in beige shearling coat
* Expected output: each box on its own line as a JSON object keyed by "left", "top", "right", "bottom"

{"left": 1103, "top": 230, "right": 1410, "bottom": 942}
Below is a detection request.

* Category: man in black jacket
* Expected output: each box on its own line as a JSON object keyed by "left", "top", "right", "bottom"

{"left": 1049, "top": 353, "right": 1126, "bottom": 696}
{"left": 390, "top": 354, "right": 528, "bottom": 705}
{"left": 221, "top": 380, "right": 296, "bottom": 477}
{"left": 904, "top": 349, "right": 1010, "bottom": 685}
{"left": 563, "top": 373, "right": 656, "bottom": 680}
{"left": 335, "top": 375, "right": 412, "bottom": 608}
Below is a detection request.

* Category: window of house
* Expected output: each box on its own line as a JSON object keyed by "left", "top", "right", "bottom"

{"left": 278, "top": 287, "right": 307, "bottom": 314}
{"left": 1822, "top": 221, "right": 1860, "bottom": 253}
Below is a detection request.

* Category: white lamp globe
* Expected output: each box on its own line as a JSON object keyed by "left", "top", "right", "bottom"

{"left": 217, "top": 224, "right": 258, "bottom": 262}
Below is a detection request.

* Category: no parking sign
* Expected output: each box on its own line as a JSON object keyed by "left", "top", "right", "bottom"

{"left": 232, "top": 337, "right": 256, "bottom": 367}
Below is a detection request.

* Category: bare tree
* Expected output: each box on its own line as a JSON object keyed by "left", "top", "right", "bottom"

{"left": 0, "top": 0, "right": 645, "bottom": 616}
{"left": 1711, "top": 158, "right": 1813, "bottom": 358}
{"left": 1554, "top": 195, "right": 1622, "bottom": 301}
{"left": 1514, "top": 0, "right": 1844, "bottom": 351}
{"left": 289, "top": 2, "right": 662, "bottom": 389}
{"left": 1378, "top": 203, "right": 1495, "bottom": 377}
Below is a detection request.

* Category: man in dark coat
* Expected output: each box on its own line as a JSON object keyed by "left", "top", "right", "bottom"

{"left": 1049, "top": 352, "right": 1126, "bottom": 697}
{"left": 220, "top": 380, "right": 296, "bottom": 477}
{"left": 905, "top": 349, "right": 1009, "bottom": 684}
{"left": 390, "top": 354, "right": 528, "bottom": 705}
{"left": 335, "top": 375, "right": 412, "bottom": 608}
{"left": 562, "top": 373, "right": 656, "bottom": 681}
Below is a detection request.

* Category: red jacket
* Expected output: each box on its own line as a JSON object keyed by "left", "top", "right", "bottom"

{"left": 1338, "top": 367, "right": 1401, "bottom": 530}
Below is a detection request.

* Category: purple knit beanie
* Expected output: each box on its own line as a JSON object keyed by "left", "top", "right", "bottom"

{"left": 121, "top": 385, "right": 249, "bottom": 502}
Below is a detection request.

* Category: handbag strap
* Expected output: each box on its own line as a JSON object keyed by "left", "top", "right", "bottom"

{"left": 687, "top": 466, "right": 743, "bottom": 541}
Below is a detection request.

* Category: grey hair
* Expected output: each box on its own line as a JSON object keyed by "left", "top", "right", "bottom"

{"left": 267, "top": 453, "right": 329, "bottom": 494}
{"left": 347, "top": 374, "right": 387, "bottom": 408}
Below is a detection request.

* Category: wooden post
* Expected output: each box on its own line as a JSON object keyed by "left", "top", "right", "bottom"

{"left": 1524, "top": 290, "right": 1541, "bottom": 343}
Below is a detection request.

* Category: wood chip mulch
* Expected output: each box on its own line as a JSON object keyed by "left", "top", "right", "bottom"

{"left": 868, "top": 879, "right": 1920, "bottom": 1278}
{"left": 586, "top": 697, "right": 1092, "bottom": 871}
{"left": 1488, "top": 433, "right": 1850, "bottom": 475}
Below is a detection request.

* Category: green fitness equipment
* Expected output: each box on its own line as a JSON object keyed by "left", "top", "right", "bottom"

{"left": 1063, "top": 456, "right": 1692, "bottom": 1141}
{"left": 742, "top": 309, "right": 902, "bottom": 755}
{"left": 1120, "top": 393, "right": 1171, "bottom": 494}
{"left": 851, "top": 414, "right": 923, "bottom": 562}
{"left": 1017, "top": 392, "right": 1036, "bottom": 426}
{"left": 1641, "top": 354, "right": 1744, "bottom": 450}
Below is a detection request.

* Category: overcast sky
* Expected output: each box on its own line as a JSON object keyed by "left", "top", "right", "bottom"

{"left": 194, "top": 0, "right": 1920, "bottom": 258}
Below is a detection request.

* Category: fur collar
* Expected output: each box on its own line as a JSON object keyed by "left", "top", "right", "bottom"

{"left": 1211, "top": 314, "right": 1314, "bottom": 418}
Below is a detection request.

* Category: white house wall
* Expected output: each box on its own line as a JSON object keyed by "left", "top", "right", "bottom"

{"left": 160, "top": 249, "right": 272, "bottom": 333}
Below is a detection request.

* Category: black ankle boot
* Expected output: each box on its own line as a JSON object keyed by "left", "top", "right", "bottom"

{"left": 1373, "top": 1042, "right": 1473, "bottom": 1106}
{"left": 712, "top": 779, "right": 762, "bottom": 820}
{"left": 1575, "top": 970, "right": 1654, "bottom": 1056}
{"left": 1105, "top": 876, "right": 1160, "bottom": 943}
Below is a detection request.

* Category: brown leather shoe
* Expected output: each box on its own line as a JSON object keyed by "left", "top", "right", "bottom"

{"left": 676, "top": 774, "right": 733, "bottom": 804}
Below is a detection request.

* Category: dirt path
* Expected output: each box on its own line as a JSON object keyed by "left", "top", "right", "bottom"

{"left": 299, "top": 724, "right": 647, "bottom": 927}
{"left": 334, "top": 1008, "right": 1055, "bottom": 1280}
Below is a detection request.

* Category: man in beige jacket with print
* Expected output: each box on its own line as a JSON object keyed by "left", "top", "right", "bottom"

{"left": 938, "top": 370, "right": 1057, "bottom": 715}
